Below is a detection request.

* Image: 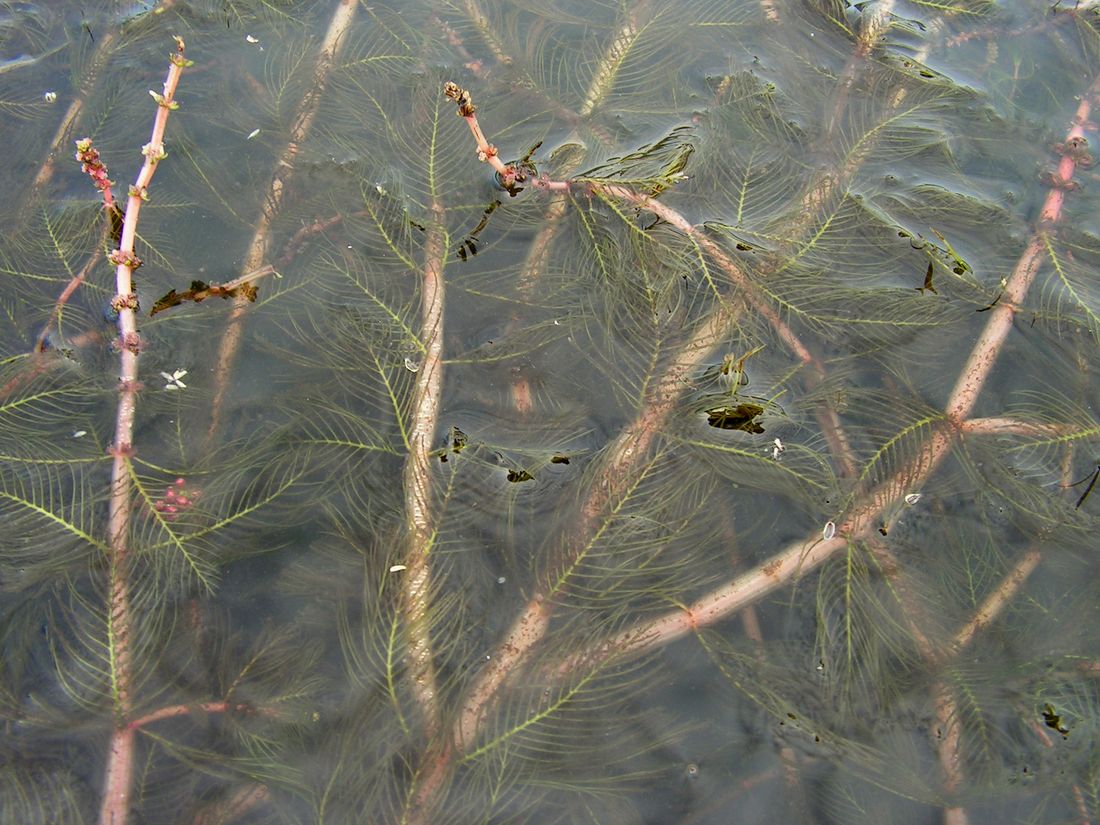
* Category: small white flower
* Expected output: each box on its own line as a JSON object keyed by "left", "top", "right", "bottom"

{"left": 161, "top": 369, "right": 188, "bottom": 390}
{"left": 43, "top": 91, "right": 57, "bottom": 103}
{"left": 771, "top": 437, "right": 785, "bottom": 460}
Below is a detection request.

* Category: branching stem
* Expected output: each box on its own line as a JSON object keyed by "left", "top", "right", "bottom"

{"left": 431, "top": 69, "right": 1100, "bottom": 819}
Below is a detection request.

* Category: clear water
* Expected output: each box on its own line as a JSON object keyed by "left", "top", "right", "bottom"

{"left": 1, "top": 1, "right": 1099, "bottom": 823}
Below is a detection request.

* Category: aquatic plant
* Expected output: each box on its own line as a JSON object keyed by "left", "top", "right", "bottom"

{"left": 1, "top": 1, "right": 1098, "bottom": 824}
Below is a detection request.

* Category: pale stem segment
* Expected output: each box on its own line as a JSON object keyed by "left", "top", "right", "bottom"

{"left": 99, "top": 37, "right": 189, "bottom": 825}
{"left": 207, "top": 0, "right": 360, "bottom": 444}
{"left": 401, "top": 204, "right": 448, "bottom": 737}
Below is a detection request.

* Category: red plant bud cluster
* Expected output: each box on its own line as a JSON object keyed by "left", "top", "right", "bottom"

{"left": 74, "top": 138, "right": 116, "bottom": 207}
{"left": 152, "top": 477, "right": 202, "bottom": 521}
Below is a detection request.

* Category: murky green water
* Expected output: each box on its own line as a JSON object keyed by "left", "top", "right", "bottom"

{"left": 2, "top": 1, "right": 1099, "bottom": 823}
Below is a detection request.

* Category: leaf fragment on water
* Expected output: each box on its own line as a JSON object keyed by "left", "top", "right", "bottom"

{"left": 706, "top": 402, "right": 765, "bottom": 433}
{"left": 152, "top": 280, "right": 258, "bottom": 316}
{"left": 1042, "top": 703, "right": 1070, "bottom": 737}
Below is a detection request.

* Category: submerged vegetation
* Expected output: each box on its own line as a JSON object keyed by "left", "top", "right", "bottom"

{"left": 1, "top": 0, "right": 1100, "bottom": 823}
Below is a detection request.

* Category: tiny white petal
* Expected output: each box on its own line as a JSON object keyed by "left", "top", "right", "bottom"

{"left": 72, "top": 430, "right": 87, "bottom": 438}
{"left": 245, "top": 34, "right": 259, "bottom": 43}
{"left": 174, "top": 370, "right": 188, "bottom": 380}
{"left": 822, "top": 521, "right": 836, "bottom": 540}
{"left": 246, "top": 128, "right": 260, "bottom": 140}
{"left": 160, "top": 372, "right": 173, "bottom": 381}
{"left": 388, "top": 564, "right": 407, "bottom": 572}
{"left": 165, "top": 384, "right": 179, "bottom": 390}
{"left": 904, "top": 493, "right": 922, "bottom": 506}
{"left": 404, "top": 357, "right": 419, "bottom": 372}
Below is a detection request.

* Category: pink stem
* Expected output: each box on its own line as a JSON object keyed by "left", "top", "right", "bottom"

{"left": 98, "top": 38, "right": 188, "bottom": 825}
{"left": 126, "top": 701, "right": 272, "bottom": 730}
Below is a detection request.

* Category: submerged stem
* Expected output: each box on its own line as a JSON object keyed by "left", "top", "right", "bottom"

{"left": 401, "top": 203, "right": 447, "bottom": 737}
{"left": 207, "top": 0, "right": 360, "bottom": 445}
{"left": 554, "top": 70, "right": 1100, "bottom": 677}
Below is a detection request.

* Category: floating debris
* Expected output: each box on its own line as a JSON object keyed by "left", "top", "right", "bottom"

{"left": 151, "top": 278, "right": 260, "bottom": 316}
{"left": 1042, "top": 703, "right": 1069, "bottom": 737}
{"left": 706, "top": 402, "right": 765, "bottom": 433}
{"left": 822, "top": 521, "right": 836, "bottom": 541}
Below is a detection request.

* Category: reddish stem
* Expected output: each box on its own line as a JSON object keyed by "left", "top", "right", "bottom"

{"left": 126, "top": 701, "right": 269, "bottom": 730}
{"left": 98, "top": 37, "right": 188, "bottom": 825}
